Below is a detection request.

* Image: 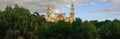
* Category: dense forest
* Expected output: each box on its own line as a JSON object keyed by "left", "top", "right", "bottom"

{"left": 0, "top": 5, "right": 120, "bottom": 39}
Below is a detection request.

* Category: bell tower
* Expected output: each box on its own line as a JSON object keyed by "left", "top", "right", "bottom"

{"left": 70, "top": 3, "right": 74, "bottom": 23}
{"left": 46, "top": 4, "right": 51, "bottom": 21}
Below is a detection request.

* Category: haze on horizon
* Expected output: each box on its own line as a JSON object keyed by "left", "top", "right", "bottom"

{"left": 0, "top": 0, "right": 120, "bottom": 21}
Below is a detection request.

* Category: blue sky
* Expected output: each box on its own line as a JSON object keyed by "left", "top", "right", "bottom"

{"left": 58, "top": 0, "right": 120, "bottom": 21}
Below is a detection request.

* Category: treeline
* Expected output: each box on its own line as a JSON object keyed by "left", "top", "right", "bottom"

{"left": 0, "top": 5, "right": 120, "bottom": 39}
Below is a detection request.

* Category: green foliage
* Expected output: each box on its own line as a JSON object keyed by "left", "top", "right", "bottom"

{"left": 98, "top": 20, "right": 120, "bottom": 39}
{"left": 70, "top": 21, "right": 96, "bottom": 39}
{"left": 38, "top": 20, "right": 96, "bottom": 39}
{"left": 39, "top": 21, "right": 72, "bottom": 39}
{"left": 0, "top": 4, "right": 43, "bottom": 39}
{"left": 72, "top": 18, "right": 82, "bottom": 26}
{"left": 0, "top": 5, "right": 120, "bottom": 39}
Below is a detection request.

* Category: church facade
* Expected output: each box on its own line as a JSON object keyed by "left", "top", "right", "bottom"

{"left": 46, "top": 3, "right": 74, "bottom": 23}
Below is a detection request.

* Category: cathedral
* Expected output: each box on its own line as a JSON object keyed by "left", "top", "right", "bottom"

{"left": 46, "top": 3, "right": 74, "bottom": 23}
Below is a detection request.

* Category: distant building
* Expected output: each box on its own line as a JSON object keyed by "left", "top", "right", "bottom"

{"left": 46, "top": 3, "right": 74, "bottom": 23}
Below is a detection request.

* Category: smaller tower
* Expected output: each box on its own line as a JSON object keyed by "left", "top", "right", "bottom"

{"left": 70, "top": 3, "right": 74, "bottom": 23}
{"left": 46, "top": 4, "right": 51, "bottom": 21}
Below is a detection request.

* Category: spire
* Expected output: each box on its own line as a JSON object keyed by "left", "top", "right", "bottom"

{"left": 46, "top": 4, "right": 51, "bottom": 14}
{"left": 70, "top": 2, "right": 74, "bottom": 23}
{"left": 47, "top": 4, "right": 50, "bottom": 11}
{"left": 46, "top": 4, "right": 51, "bottom": 21}
{"left": 71, "top": 3, "right": 74, "bottom": 13}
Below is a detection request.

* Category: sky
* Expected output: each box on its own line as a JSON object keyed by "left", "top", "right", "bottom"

{"left": 0, "top": 0, "right": 120, "bottom": 21}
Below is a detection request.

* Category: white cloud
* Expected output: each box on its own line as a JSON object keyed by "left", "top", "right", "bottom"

{"left": 88, "top": 0, "right": 120, "bottom": 13}
{"left": 103, "top": 6, "right": 120, "bottom": 12}
{"left": 102, "top": 0, "right": 108, "bottom": 2}
{"left": 0, "top": 0, "right": 88, "bottom": 13}
{"left": 54, "top": 9, "right": 60, "bottom": 13}
{"left": 0, "top": 0, "right": 87, "bottom": 13}
{"left": 90, "top": 2, "right": 95, "bottom": 5}
{"left": 111, "top": 0, "right": 120, "bottom": 4}
{"left": 91, "top": 5, "right": 120, "bottom": 13}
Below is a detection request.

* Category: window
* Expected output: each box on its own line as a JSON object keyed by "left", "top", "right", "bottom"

{"left": 48, "top": 15, "right": 49, "bottom": 17}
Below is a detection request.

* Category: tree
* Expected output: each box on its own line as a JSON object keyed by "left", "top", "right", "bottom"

{"left": 89, "top": 20, "right": 99, "bottom": 28}
{"left": 98, "top": 19, "right": 120, "bottom": 39}
{"left": 72, "top": 18, "right": 82, "bottom": 28}
{"left": 70, "top": 21, "right": 96, "bottom": 39}
{"left": 0, "top": 6, "right": 13, "bottom": 39}
{"left": 39, "top": 21, "right": 72, "bottom": 39}
{"left": 4, "top": 4, "right": 39, "bottom": 39}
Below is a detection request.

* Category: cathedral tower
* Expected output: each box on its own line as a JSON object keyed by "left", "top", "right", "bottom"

{"left": 70, "top": 3, "right": 74, "bottom": 23}
{"left": 45, "top": 3, "right": 75, "bottom": 23}
{"left": 46, "top": 4, "right": 51, "bottom": 21}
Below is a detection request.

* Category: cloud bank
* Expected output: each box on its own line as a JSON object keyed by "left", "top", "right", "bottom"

{"left": 0, "top": 0, "right": 87, "bottom": 13}
{"left": 0, "top": 0, "right": 120, "bottom": 13}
